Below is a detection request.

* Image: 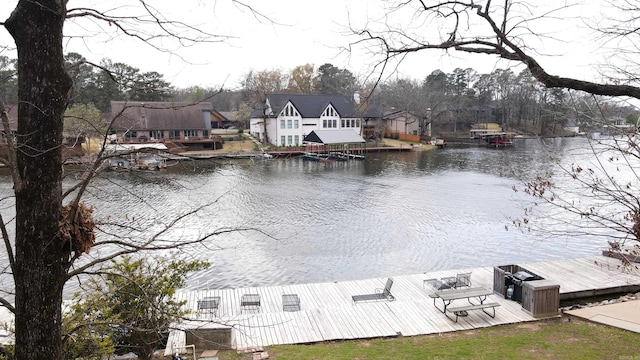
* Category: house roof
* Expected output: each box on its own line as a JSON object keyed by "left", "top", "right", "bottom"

{"left": 304, "top": 130, "right": 365, "bottom": 144}
{"left": 211, "top": 109, "right": 229, "bottom": 122}
{"left": 109, "top": 101, "right": 212, "bottom": 131}
{"left": 252, "top": 94, "right": 381, "bottom": 119}
{"left": 383, "top": 109, "right": 420, "bottom": 120}
{"left": 218, "top": 111, "right": 236, "bottom": 121}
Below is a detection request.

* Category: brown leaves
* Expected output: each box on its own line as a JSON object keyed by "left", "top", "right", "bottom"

{"left": 524, "top": 177, "right": 553, "bottom": 198}
{"left": 59, "top": 202, "right": 96, "bottom": 257}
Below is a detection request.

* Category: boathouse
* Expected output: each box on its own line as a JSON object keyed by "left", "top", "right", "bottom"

{"left": 469, "top": 122, "right": 503, "bottom": 139}
{"left": 303, "top": 129, "right": 366, "bottom": 157}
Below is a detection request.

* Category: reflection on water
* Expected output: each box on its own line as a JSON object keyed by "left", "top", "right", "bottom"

{"left": 0, "top": 137, "right": 614, "bottom": 291}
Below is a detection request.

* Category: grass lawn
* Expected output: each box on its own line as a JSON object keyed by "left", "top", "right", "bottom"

{"left": 211, "top": 318, "right": 640, "bottom": 360}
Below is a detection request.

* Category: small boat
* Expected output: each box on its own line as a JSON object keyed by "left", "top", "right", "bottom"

{"left": 107, "top": 154, "right": 166, "bottom": 171}
{"left": 328, "top": 152, "right": 349, "bottom": 161}
{"left": 481, "top": 133, "right": 514, "bottom": 147}
{"left": 251, "top": 152, "right": 274, "bottom": 159}
{"left": 137, "top": 155, "right": 166, "bottom": 170}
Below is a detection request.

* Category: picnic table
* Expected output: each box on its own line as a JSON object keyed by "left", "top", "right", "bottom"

{"left": 431, "top": 287, "right": 499, "bottom": 322}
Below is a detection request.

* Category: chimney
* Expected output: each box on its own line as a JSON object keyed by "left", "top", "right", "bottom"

{"left": 353, "top": 92, "right": 361, "bottom": 105}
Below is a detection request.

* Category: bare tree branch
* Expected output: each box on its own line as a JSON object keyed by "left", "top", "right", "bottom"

{"left": 353, "top": 0, "right": 640, "bottom": 99}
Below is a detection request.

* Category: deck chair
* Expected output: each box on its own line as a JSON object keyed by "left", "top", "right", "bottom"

{"left": 197, "top": 296, "right": 220, "bottom": 317}
{"left": 454, "top": 272, "right": 472, "bottom": 289}
{"left": 352, "top": 278, "right": 395, "bottom": 304}
{"left": 423, "top": 276, "right": 455, "bottom": 291}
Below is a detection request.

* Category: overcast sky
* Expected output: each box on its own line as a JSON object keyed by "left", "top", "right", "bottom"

{"left": 0, "top": 1, "right": 624, "bottom": 90}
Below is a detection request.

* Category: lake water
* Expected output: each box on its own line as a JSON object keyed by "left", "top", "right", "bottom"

{"left": 0, "top": 137, "right": 613, "bottom": 291}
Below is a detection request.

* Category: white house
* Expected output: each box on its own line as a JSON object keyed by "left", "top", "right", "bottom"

{"left": 249, "top": 94, "right": 380, "bottom": 146}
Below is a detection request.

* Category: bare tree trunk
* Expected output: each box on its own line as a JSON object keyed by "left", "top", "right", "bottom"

{"left": 262, "top": 114, "right": 269, "bottom": 145}
{"left": 5, "top": 1, "right": 72, "bottom": 359}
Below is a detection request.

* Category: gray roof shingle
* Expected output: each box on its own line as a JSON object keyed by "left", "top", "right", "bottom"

{"left": 251, "top": 94, "right": 380, "bottom": 119}
{"left": 109, "top": 101, "right": 211, "bottom": 130}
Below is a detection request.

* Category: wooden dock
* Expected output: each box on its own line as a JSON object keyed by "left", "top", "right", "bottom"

{"left": 166, "top": 255, "right": 640, "bottom": 353}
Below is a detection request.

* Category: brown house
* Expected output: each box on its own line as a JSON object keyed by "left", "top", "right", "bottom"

{"left": 107, "top": 101, "right": 224, "bottom": 151}
{"left": 1, "top": 104, "right": 85, "bottom": 159}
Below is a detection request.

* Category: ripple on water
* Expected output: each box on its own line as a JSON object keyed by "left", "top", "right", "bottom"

{"left": 0, "top": 138, "right": 611, "bottom": 292}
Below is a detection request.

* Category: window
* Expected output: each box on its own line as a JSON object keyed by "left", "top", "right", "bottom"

{"left": 150, "top": 130, "right": 164, "bottom": 139}
{"left": 351, "top": 119, "right": 355, "bottom": 128}
{"left": 332, "top": 119, "right": 337, "bottom": 128}
{"left": 294, "top": 120, "right": 299, "bottom": 129}
{"left": 287, "top": 135, "right": 293, "bottom": 145}
{"left": 356, "top": 120, "right": 360, "bottom": 127}
{"left": 203, "top": 130, "right": 209, "bottom": 138}
{"left": 283, "top": 103, "right": 299, "bottom": 117}
{"left": 281, "top": 135, "right": 286, "bottom": 146}
{"left": 125, "top": 131, "right": 138, "bottom": 141}
{"left": 341, "top": 119, "right": 345, "bottom": 128}
{"left": 280, "top": 120, "right": 285, "bottom": 129}
{"left": 169, "top": 130, "right": 180, "bottom": 139}
{"left": 184, "top": 130, "right": 197, "bottom": 138}
{"left": 294, "top": 135, "right": 299, "bottom": 145}
{"left": 287, "top": 119, "right": 292, "bottom": 129}
{"left": 322, "top": 106, "right": 338, "bottom": 117}
{"left": 323, "top": 119, "right": 327, "bottom": 128}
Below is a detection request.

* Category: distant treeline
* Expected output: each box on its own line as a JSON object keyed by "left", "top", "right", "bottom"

{"left": 1, "top": 54, "right": 637, "bottom": 136}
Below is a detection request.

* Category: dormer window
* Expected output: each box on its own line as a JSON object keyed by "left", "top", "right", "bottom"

{"left": 322, "top": 105, "right": 338, "bottom": 117}
{"left": 280, "top": 103, "right": 300, "bottom": 117}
